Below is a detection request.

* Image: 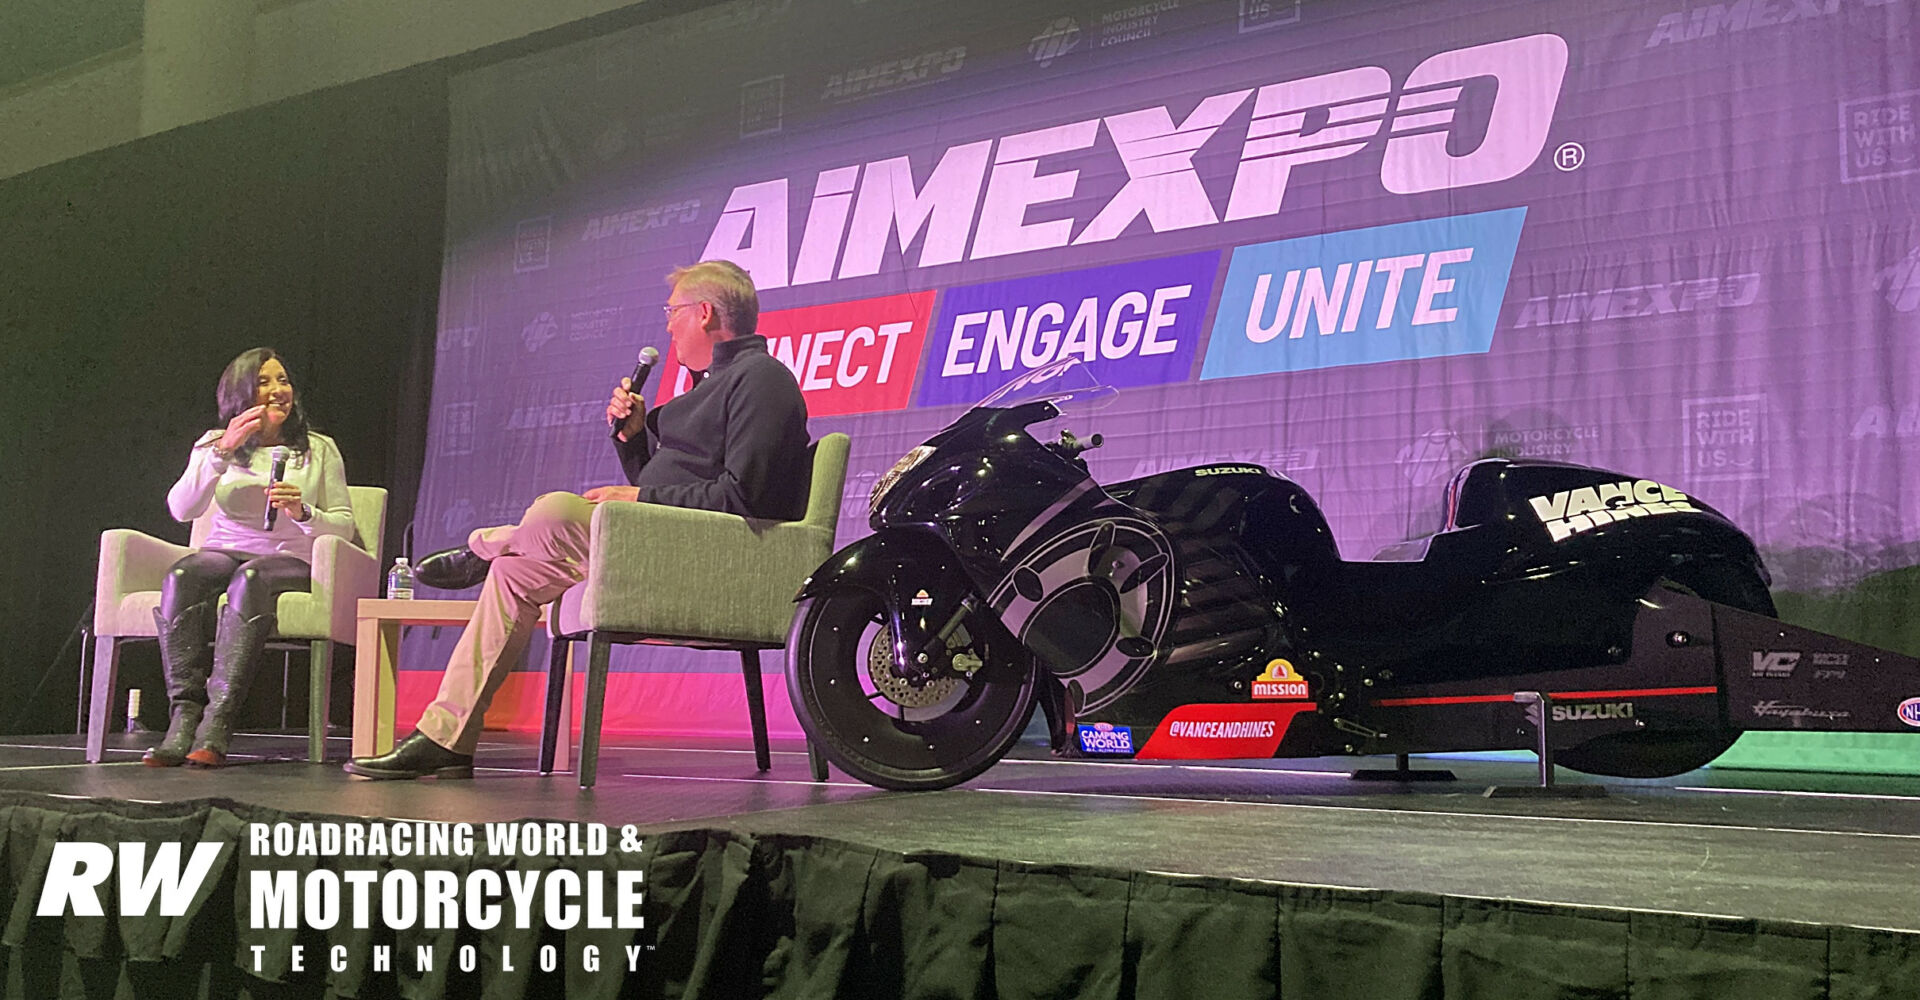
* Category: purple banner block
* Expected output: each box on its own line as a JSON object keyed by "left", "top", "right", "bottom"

{"left": 916, "top": 251, "right": 1219, "bottom": 407}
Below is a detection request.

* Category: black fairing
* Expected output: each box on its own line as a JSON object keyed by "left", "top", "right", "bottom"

{"left": 1083, "top": 465, "right": 1339, "bottom": 723}
{"left": 1302, "top": 458, "right": 1768, "bottom": 687}
{"left": 871, "top": 401, "right": 1115, "bottom": 596}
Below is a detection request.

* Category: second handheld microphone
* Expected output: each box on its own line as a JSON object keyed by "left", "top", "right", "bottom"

{"left": 262, "top": 446, "right": 291, "bottom": 530}
{"left": 610, "top": 346, "right": 661, "bottom": 440}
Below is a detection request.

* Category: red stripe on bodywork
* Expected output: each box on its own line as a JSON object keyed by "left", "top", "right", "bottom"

{"left": 1373, "top": 685, "right": 1718, "bottom": 708}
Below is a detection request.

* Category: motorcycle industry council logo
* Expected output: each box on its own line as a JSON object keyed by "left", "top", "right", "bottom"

{"left": 1250, "top": 659, "right": 1309, "bottom": 700}
{"left": 38, "top": 822, "right": 650, "bottom": 976}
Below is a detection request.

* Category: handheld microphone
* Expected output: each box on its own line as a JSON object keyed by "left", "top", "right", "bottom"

{"left": 610, "top": 346, "right": 661, "bottom": 440}
{"left": 263, "top": 446, "right": 291, "bottom": 530}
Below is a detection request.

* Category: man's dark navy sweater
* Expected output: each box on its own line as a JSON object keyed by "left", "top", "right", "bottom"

{"left": 613, "top": 334, "right": 811, "bottom": 521}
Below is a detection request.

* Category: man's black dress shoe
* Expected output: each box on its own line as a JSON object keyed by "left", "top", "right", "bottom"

{"left": 343, "top": 732, "right": 475, "bottom": 780}
{"left": 415, "top": 546, "right": 491, "bottom": 590}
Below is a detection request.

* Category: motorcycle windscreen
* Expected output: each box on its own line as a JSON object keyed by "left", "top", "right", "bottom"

{"left": 972, "top": 357, "right": 1118, "bottom": 413}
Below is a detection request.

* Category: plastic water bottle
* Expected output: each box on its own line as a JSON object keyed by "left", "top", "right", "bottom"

{"left": 387, "top": 557, "right": 415, "bottom": 600}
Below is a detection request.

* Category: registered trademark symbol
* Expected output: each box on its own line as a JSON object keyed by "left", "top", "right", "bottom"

{"left": 1553, "top": 141, "right": 1586, "bottom": 172}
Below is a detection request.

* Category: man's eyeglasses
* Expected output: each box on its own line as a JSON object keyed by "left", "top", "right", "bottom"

{"left": 662, "top": 302, "right": 699, "bottom": 320}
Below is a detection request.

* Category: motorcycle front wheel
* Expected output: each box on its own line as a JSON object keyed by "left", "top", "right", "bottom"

{"left": 1556, "top": 559, "right": 1775, "bottom": 779}
{"left": 786, "top": 589, "right": 1036, "bottom": 791}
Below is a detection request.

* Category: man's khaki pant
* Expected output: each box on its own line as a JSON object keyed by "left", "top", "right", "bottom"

{"left": 415, "top": 491, "right": 594, "bottom": 755}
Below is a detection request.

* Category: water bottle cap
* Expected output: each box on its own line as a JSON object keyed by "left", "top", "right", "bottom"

{"left": 395, "top": 556, "right": 409, "bottom": 566}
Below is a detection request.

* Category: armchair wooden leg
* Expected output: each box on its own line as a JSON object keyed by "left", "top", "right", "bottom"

{"left": 538, "top": 633, "right": 571, "bottom": 774}
{"left": 308, "top": 640, "right": 333, "bottom": 763}
{"left": 740, "top": 649, "right": 772, "bottom": 772}
{"left": 76, "top": 626, "right": 93, "bottom": 735}
{"left": 579, "top": 635, "right": 612, "bottom": 789}
{"left": 86, "top": 637, "right": 119, "bottom": 763}
{"left": 808, "top": 739, "right": 828, "bottom": 782}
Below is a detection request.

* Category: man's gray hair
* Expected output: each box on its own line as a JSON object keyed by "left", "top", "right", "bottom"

{"left": 667, "top": 260, "right": 759, "bottom": 337}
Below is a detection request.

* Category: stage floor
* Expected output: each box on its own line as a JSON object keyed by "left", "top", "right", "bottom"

{"left": 5, "top": 730, "right": 1917, "bottom": 934}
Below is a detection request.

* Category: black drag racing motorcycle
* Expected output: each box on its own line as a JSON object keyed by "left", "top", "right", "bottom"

{"left": 787, "top": 359, "right": 1920, "bottom": 791}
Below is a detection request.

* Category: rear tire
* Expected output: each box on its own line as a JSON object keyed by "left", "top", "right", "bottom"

{"left": 786, "top": 589, "right": 1035, "bottom": 791}
{"left": 1557, "top": 559, "right": 1772, "bottom": 779}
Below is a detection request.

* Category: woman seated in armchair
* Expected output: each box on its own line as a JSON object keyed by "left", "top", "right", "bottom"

{"left": 149, "top": 348, "right": 355, "bottom": 767}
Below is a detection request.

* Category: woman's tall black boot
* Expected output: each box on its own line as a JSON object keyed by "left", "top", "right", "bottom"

{"left": 144, "top": 603, "right": 213, "bottom": 766}
{"left": 186, "top": 606, "right": 273, "bottom": 768}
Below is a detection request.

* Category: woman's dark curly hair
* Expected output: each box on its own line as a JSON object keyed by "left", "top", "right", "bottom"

{"left": 215, "top": 348, "right": 311, "bottom": 465}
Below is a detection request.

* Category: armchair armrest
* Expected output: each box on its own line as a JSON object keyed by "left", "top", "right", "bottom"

{"left": 311, "top": 534, "right": 381, "bottom": 645}
{"left": 581, "top": 502, "right": 835, "bottom": 643}
{"left": 95, "top": 529, "right": 193, "bottom": 635}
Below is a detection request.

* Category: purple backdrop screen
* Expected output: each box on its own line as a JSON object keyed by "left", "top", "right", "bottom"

{"left": 416, "top": 0, "right": 1920, "bottom": 733}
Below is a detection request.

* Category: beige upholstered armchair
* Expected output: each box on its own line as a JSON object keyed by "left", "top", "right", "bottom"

{"left": 540, "top": 434, "right": 849, "bottom": 787}
{"left": 86, "top": 485, "right": 387, "bottom": 763}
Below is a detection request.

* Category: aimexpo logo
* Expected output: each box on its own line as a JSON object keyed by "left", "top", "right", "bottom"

{"left": 1200, "top": 208, "right": 1527, "bottom": 379}
{"left": 703, "top": 34, "right": 1569, "bottom": 290}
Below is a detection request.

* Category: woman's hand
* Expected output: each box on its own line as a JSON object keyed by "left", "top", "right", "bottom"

{"left": 607, "top": 378, "right": 646, "bottom": 441}
{"left": 583, "top": 485, "right": 640, "bottom": 504}
{"left": 267, "top": 481, "right": 308, "bottom": 520}
{"left": 217, "top": 405, "right": 267, "bottom": 453}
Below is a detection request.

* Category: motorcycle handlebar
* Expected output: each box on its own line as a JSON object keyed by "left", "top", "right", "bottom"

{"left": 1050, "top": 430, "right": 1103, "bottom": 458}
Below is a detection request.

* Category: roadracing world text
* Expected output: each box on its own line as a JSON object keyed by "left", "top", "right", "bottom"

{"left": 37, "top": 822, "right": 648, "bottom": 943}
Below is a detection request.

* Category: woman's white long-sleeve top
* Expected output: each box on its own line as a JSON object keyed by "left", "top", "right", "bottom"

{"left": 166, "top": 431, "right": 355, "bottom": 562}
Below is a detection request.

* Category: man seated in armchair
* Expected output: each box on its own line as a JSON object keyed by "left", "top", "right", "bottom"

{"left": 345, "top": 260, "right": 809, "bottom": 779}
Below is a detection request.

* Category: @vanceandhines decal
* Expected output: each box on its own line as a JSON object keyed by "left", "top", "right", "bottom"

{"left": 1200, "top": 208, "right": 1527, "bottom": 380}
{"left": 1137, "top": 703, "right": 1316, "bottom": 759}
{"left": 1528, "top": 479, "right": 1697, "bottom": 542}
{"left": 915, "top": 251, "right": 1218, "bottom": 407}
{"left": 1251, "top": 658, "right": 1309, "bottom": 701}
{"left": 658, "top": 291, "right": 936, "bottom": 417}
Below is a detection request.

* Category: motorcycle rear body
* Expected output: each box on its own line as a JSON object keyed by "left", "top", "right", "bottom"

{"left": 789, "top": 361, "right": 1920, "bottom": 789}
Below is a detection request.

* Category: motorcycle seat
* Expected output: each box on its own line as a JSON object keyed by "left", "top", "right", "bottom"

{"left": 1442, "top": 458, "right": 1512, "bottom": 530}
{"left": 1368, "top": 459, "right": 1513, "bottom": 563}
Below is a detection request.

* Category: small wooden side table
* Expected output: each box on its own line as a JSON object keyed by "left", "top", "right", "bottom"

{"left": 352, "top": 598, "right": 570, "bottom": 768}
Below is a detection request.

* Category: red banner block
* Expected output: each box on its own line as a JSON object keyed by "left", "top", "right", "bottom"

{"left": 658, "top": 291, "right": 937, "bottom": 416}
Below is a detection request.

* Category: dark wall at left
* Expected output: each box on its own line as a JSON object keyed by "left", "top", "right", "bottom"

{"left": 0, "top": 62, "right": 450, "bottom": 734}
